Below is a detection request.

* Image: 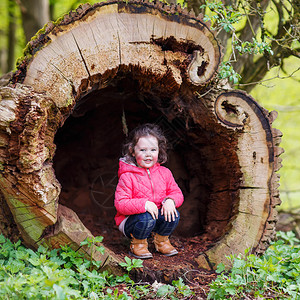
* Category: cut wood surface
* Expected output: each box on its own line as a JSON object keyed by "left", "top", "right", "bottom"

{"left": 0, "top": 0, "right": 282, "bottom": 279}
{"left": 202, "top": 91, "right": 282, "bottom": 267}
{"left": 15, "top": 1, "right": 221, "bottom": 107}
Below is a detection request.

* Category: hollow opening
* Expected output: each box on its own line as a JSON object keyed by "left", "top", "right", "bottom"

{"left": 53, "top": 70, "right": 241, "bottom": 264}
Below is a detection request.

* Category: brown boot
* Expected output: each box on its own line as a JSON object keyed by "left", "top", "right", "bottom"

{"left": 153, "top": 233, "right": 178, "bottom": 256}
{"left": 129, "top": 235, "right": 153, "bottom": 259}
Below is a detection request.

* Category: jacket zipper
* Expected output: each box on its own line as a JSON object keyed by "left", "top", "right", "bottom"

{"left": 147, "top": 168, "right": 155, "bottom": 201}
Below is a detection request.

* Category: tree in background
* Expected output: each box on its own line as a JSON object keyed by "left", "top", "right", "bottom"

{"left": 0, "top": 0, "right": 87, "bottom": 73}
{"left": 185, "top": 0, "right": 299, "bottom": 92}
{"left": 6, "top": 0, "right": 17, "bottom": 72}
{"left": 18, "top": 0, "right": 50, "bottom": 42}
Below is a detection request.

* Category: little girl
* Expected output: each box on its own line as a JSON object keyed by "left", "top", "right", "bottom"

{"left": 114, "top": 123, "right": 184, "bottom": 259}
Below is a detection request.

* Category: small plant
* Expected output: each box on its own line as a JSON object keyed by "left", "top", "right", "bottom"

{"left": 172, "top": 277, "right": 193, "bottom": 297}
{"left": 201, "top": 0, "right": 242, "bottom": 33}
{"left": 154, "top": 277, "right": 193, "bottom": 299}
{"left": 119, "top": 256, "right": 143, "bottom": 272}
{"left": 233, "top": 38, "right": 273, "bottom": 56}
{"left": 218, "top": 62, "right": 241, "bottom": 84}
{"left": 156, "top": 284, "right": 176, "bottom": 299}
{"left": 59, "top": 243, "right": 87, "bottom": 269}
{"left": 208, "top": 231, "right": 300, "bottom": 299}
{"left": 80, "top": 235, "right": 105, "bottom": 270}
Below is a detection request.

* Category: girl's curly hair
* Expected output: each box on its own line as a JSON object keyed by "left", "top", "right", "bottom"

{"left": 122, "top": 123, "right": 168, "bottom": 165}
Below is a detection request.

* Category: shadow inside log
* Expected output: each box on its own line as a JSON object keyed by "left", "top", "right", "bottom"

{"left": 53, "top": 72, "right": 241, "bottom": 279}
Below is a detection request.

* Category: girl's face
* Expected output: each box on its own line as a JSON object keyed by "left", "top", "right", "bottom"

{"left": 133, "top": 135, "right": 159, "bottom": 168}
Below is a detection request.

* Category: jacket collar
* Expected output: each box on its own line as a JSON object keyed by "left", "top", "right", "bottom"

{"left": 118, "top": 157, "right": 160, "bottom": 177}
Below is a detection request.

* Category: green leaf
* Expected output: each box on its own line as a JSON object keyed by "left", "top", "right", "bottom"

{"left": 216, "top": 262, "right": 225, "bottom": 273}
{"left": 96, "top": 246, "right": 105, "bottom": 254}
{"left": 124, "top": 256, "right": 131, "bottom": 264}
{"left": 15, "top": 249, "right": 29, "bottom": 261}
{"left": 131, "top": 258, "right": 143, "bottom": 268}
{"left": 156, "top": 284, "right": 175, "bottom": 297}
{"left": 28, "top": 257, "right": 41, "bottom": 267}
{"left": 89, "top": 291, "right": 99, "bottom": 299}
{"left": 94, "top": 236, "right": 104, "bottom": 243}
{"left": 0, "top": 235, "right": 6, "bottom": 244}
{"left": 53, "top": 284, "right": 66, "bottom": 300}
{"left": 37, "top": 245, "right": 48, "bottom": 254}
{"left": 92, "top": 260, "right": 102, "bottom": 268}
{"left": 225, "top": 286, "right": 237, "bottom": 295}
{"left": 80, "top": 240, "right": 89, "bottom": 246}
{"left": 172, "top": 277, "right": 193, "bottom": 296}
{"left": 6, "top": 260, "right": 25, "bottom": 274}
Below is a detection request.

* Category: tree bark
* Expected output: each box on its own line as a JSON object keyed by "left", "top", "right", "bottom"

{"left": 19, "top": 0, "right": 50, "bottom": 42}
{"left": 1, "top": 1, "right": 282, "bottom": 279}
{"left": 7, "top": 0, "right": 17, "bottom": 72}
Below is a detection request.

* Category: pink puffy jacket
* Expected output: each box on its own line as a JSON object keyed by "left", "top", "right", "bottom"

{"left": 114, "top": 159, "right": 184, "bottom": 226}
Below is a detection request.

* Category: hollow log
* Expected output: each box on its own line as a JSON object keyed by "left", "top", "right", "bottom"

{"left": 0, "top": 0, "right": 282, "bottom": 279}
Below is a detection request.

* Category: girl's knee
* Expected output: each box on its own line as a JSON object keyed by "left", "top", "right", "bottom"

{"left": 132, "top": 213, "right": 156, "bottom": 239}
{"left": 143, "top": 215, "right": 156, "bottom": 229}
{"left": 139, "top": 212, "right": 156, "bottom": 223}
{"left": 135, "top": 212, "right": 156, "bottom": 228}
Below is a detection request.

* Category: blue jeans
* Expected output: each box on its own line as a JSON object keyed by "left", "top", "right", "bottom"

{"left": 124, "top": 209, "right": 180, "bottom": 239}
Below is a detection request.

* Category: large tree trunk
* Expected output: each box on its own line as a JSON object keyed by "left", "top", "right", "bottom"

{"left": 0, "top": 1, "right": 282, "bottom": 280}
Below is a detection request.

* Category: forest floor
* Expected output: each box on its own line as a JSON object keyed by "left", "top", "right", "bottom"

{"left": 76, "top": 209, "right": 299, "bottom": 299}
{"left": 79, "top": 212, "right": 218, "bottom": 299}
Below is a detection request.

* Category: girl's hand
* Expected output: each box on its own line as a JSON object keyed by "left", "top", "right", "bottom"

{"left": 161, "top": 198, "right": 178, "bottom": 222}
{"left": 145, "top": 201, "right": 158, "bottom": 219}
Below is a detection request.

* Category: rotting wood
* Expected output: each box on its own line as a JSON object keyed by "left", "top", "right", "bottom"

{"left": 0, "top": 0, "right": 283, "bottom": 279}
